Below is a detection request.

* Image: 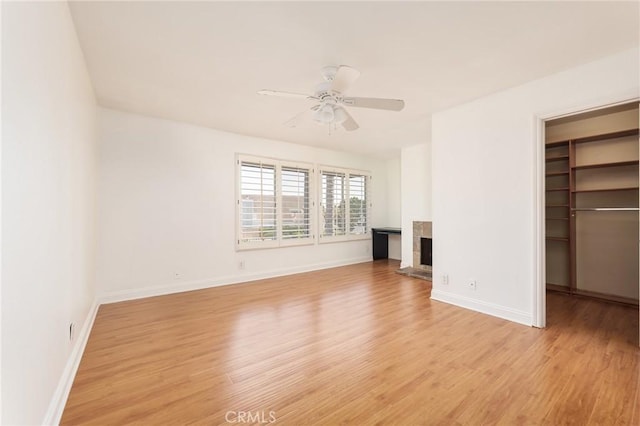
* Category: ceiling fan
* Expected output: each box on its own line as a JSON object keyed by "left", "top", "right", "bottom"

{"left": 258, "top": 65, "right": 405, "bottom": 132}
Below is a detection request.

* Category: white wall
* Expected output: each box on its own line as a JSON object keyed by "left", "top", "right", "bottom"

{"left": 386, "top": 157, "right": 401, "bottom": 227}
{"left": 386, "top": 157, "right": 402, "bottom": 259}
{"left": 0, "top": 2, "right": 4, "bottom": 422}
{"left": 1, "top": 2, "right": 97, "bottom": 424}
{"left": 400, "top": 143, "right": 431, "bottom": 267}
{"left": 96, "top": 108, "right": 389, "bottom": 300}
{"left": 431, "top": 48, "right": 639, "bottom": 325}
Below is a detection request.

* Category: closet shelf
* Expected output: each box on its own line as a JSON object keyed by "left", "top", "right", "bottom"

{"left": 571, "top": 207, "right": 639, "bottom": 212}
{"left": 546, "top": 217, "right": 569, "bottom": 220}
{"left": 545, "top": 140, "right": 570, "bottom": 148}
{"left": 572, "top": 187, "right": 639, "bottom": 193}
{"left": 573, "top": 160, "right": 639, "bottom": 170}
{"left": 546, "top": 187, "right": 569, "bottom": 192}
{"left": 546, "top": 171, "right": 569, "bottom": 176}
{"left": 546, "top": 237, "right": 569, "bottom": 241}
{"left": 546, "top": 204, "right": 569, "bottom": 207}
{"left": 545, "top": 155, "right": 569, "bottom": 162}
{"left": 547, "top": 128, "right": 639, "bottom": 147}
{"left": 573, "top": 128, "right": 639, "bottom": 145}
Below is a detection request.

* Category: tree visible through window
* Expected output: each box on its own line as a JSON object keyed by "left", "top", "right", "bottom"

{"left": 321, "top": 171, "right": 346, "bottom": 237}
{"left": 349, "top": 174, "right": 368, "bottom": 235}
{"left": 320, "top": 169, "right": 370, "bottom": 240}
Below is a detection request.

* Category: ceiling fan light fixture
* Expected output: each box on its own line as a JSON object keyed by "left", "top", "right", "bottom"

{"left": 320, "top": 65, "right": 338, "bottom": 82}
{"left": 332, "top": 106, "right": 347, "bottom": 124}
{"left": 313, "top": 104, "right": 335, "bottom": 124}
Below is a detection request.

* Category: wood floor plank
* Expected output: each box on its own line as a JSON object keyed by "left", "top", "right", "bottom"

{"left": 62, "top": 260, "right": 639, "bottom": 425}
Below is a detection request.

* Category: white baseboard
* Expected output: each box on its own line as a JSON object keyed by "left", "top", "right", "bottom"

{"left": 99, "top": 256, "right": 371, "bottom": 304}
{"left": 431, "top": 289, "right": 532, "bottom": 326}
{"left": 43, "top": 299, "right": 100, "bottom": 425}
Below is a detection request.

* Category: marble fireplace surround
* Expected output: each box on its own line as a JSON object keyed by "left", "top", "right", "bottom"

{"left": 396, "top": 220, "right": 432, "bottom": 281}
{"left": 413, "top": 221, "right": 432, "bottom": 273}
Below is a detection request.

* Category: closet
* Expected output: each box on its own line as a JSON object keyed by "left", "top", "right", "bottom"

{"left": 545, "top": 102, "right": 639, "bottom": 306}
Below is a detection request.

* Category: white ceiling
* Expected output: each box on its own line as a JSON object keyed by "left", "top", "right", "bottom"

{"left": 68, "top": 1, "right": 639, "bottom": 158}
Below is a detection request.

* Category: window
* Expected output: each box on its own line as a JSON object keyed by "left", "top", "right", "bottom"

{"left": 320, "top": 167, "right": 371, "bottom": 242}
{"left": 238, "top": 161, "right": 277, "bottom": 244}
{"left": 281, "top": 166, "right": 311, "bottom": 241}
{"left": 237, "top": 155, "right": 314, "bottom": 249}
{"left": 236, "top": 155, "right": 371, "bottom": 249}
{"left": 348, "top": 173, "right": 368, "bottom": 235}
{"left": 320, "top": 171, "right": 346, "bottom": 237}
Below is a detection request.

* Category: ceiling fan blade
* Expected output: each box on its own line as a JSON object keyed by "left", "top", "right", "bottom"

{"left": 258, "top": 89, "right": 317, "bottom": 100}
{"left": 341, "top": 108, "right": 359, "bottom": 132}
{"left": 341, "top": 97, "right": 405, "bottom": 111}
{"left": 283, "top": 105, "right": 320, "bottom": 128}
{"left": 330, "top": 65, "right": 360, "bottom": 93}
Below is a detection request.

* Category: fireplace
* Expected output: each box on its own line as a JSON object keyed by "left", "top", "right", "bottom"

{"left": 396, "top": 220, "right": 432, "bottom": 280}
{"left": 420, "top": 237, "right": 432, "bottom": 267}
{"left": 412, "top": 221, "right": 432, "bottom": 273}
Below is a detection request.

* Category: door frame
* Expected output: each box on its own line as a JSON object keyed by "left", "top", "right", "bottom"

{"left": 533, "top": 95, "right": 639, "bottom": 329}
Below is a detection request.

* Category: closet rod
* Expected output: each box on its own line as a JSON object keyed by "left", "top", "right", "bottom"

{"left": 571, "top": 207, "right": 639, "bottom": 211}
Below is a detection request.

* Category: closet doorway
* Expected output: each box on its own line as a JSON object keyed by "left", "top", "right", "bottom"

{"left": 544, "top": 101, "right": 639, "bottom": 343}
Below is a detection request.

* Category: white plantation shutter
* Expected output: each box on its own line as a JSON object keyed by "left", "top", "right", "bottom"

{"left": 239, "top": 160, "right": 277, "bottom": 244}
{"left": 281, "top": 166, "right": 312, "bottom": 241}
{"left": 237, "top": 156, "right": 314, "bottom": 249}
{"left": 320, "top": 171, "right": 347, "bottom": 237}
{"left": 237, "top": 156, "right": 370, "bottom": 249}
{"left": 348, "top": 174, "right": 369, "bottom": 235}
{"left": 319, "top": 167, "right": 371, "bottom": 242}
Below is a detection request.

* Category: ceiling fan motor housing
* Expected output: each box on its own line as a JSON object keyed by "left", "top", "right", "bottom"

{"left": 315, "top": 81, "right": 338, "bottom": 103}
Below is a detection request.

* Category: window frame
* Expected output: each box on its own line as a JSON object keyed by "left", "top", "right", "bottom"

{"left": 236, "top": 154, "right": 315, "bottom": 251}
{"left": 279, "top": 163, "right": 314, "bottom": 247}
{"left": 318, "top": 165, "right": 372, "bottom": 244}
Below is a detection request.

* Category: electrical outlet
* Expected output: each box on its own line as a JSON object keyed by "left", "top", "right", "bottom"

{"left": 468, "top": 280, "right": 477, "bottom": 290}
{"left": 174, "top": 272, "right": 181, "bottom": 280}
{"left": 442, "top": 274, "right": 449, "bottom": 286}
{"left": 239, "top": 260, "right": 246, "bottom": 270}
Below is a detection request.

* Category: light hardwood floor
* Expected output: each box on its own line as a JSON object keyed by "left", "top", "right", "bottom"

{"left": 62, "top": 260, "right": 639, "bottom": 425}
